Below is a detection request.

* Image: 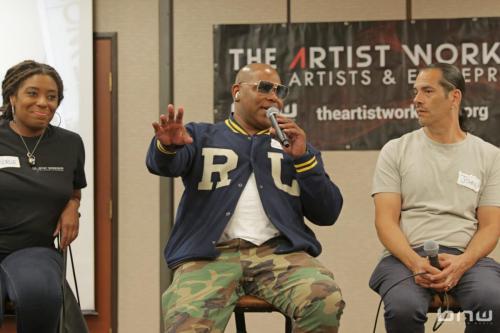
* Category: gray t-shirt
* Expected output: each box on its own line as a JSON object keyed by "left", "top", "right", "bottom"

{"left": 372, "top": 128, "right": 500, "bottom": 252}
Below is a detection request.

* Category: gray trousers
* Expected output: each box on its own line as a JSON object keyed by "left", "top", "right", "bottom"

{"left": 369, "top": 246, "right": 500, "bottom": 333}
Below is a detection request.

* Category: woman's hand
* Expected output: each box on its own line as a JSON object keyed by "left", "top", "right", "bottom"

{"left": 54, "top": 190, "right": 81, "bottom": 249}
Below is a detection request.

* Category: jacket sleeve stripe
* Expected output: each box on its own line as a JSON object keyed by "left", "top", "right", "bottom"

{"left": 295, "top": 160, "right": 318, "bottom": 173}
{"left": 156, "top": 140, "right": 177, "bottom": 155}
{"left": 294, "top": 156, "right": 316, "bottom": 169}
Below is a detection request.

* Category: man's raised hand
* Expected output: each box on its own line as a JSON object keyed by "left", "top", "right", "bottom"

{"left": 152, "top": 104, "right": 193, "bottom": 147}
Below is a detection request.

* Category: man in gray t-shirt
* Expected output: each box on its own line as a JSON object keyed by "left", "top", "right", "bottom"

{"left": 369, "top": 63, "right": 500, "bottom": 333}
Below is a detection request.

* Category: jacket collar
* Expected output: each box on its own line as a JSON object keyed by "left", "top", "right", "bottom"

{"left": 225, "top": 113, "right": 270, "bottom": 136}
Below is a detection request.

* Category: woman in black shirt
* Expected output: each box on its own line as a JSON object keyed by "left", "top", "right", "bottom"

{"left": 0, "top": 60, "right": 86, "bottom": 333}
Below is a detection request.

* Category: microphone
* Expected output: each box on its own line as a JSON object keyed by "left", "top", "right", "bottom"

{"left": 423, "top": 240, "right": 444, "bottom": 302}
{"left": 423, "top": 240, "right": 441, "bottom": 270}
{"left": 266, "top": 107, "right": 290, "bottom": 147}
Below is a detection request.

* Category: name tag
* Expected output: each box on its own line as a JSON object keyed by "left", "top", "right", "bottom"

{"left": 457, "top": 171, "right": 481, "bottom": 192}
{"left": 0, "top": 156, "right": 21, "bottom": 169}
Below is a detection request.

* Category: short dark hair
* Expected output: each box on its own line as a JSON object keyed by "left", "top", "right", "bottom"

{"left": 1, "top": 60, "right": 64, "bottom": 120}
{"left": 423, "top": 63, "right": 468, "bottom": 131}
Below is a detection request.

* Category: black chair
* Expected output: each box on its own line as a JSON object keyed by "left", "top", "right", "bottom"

{"left": 234, "top": 295, "right": 292, "bottom": 333}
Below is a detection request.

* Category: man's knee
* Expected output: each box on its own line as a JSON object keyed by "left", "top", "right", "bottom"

{"left": 383, "top": 293, "right": 428, "bottom": 328}
{"left": 294, "top": 281, "right": 345, "bottom": 332}
{"left": 310, "top": 288, "right": 345, "bottom": 318}
{"left": 461, "top": 289, "right": 500, "bottom": 333}
{"left": 463, "top": 286, "right": 500, "bottom": 313}
{"left": 162, "top": 284, "right": 233, "bottom": 333}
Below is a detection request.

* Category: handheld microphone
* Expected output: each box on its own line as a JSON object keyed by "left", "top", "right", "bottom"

{"left": 423, "top": 240, "right": 444, "bottom": 302}
{"left": 423, "top": 240, "right": 441, "bottom": 270}
{"left": 266, "top": 107, "right": 290, "bottom": 147}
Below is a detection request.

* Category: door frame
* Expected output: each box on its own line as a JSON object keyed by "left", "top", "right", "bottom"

{"left": 92, "top": 32, "right": 118, "bottom": 333}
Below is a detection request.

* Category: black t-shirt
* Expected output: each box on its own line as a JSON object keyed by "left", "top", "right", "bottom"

{"left": 0, "top": 120, "right": 86, "bottom": 255}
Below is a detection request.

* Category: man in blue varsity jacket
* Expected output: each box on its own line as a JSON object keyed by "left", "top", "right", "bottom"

{"left": 146, "top": 63, "right": 345, "bottom": 333}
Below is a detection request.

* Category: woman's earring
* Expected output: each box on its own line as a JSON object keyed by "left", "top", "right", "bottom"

{"left": 50, "top": 111, "right": 62, "bottom": 127}
{"left": 9, "top": 99, "right": 15, "bottom": 115}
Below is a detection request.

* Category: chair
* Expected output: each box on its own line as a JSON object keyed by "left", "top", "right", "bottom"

{"left": 3, "top": 299, "right": 15, "bottom": 316}
{"left": 234, "top": 295, "right": 292, "bottom": 333}
{"left": 428, "top": 293, "right": 461, "bottom": 313}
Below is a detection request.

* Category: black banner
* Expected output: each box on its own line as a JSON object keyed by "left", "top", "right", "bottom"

{"left": 213, "top": 18, "right": 500, "bottom": 150}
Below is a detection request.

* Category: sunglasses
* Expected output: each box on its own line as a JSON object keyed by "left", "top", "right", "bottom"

{"left": 239, "top": 80, "right": 289, "bottom": 99}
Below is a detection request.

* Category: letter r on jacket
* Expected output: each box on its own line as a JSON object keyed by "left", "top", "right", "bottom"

{"left": 198, "top": 148, "right": 238, "bottom": 190}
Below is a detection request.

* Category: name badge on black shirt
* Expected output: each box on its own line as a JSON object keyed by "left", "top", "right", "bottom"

{"left": 0, "top": 156, "right": 20, "bottom": 169}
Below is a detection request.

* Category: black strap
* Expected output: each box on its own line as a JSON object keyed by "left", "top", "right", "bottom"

{"left": 68, "top": 245, "right": 81, "bottom": 306}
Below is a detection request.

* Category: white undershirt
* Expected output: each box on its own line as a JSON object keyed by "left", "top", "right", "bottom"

{"left": 218, "top": 173, "right": 280, "bottom": 245}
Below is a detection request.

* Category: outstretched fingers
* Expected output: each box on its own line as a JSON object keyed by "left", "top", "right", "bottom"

{"left": 167, "top": 104, "right": 175, "bottom": 122}
{"left": 153, "top": 104, "right": 193, "bottom": 147}
{"left": 175, "top": 106, "right": 185, "bottom": 124}
{"left": 152, "top": 121, "right": 161, "bottom": 133}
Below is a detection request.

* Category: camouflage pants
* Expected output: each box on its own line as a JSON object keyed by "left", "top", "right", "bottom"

{"left": 163, "top": 238, "right": 345, "bottom": 333}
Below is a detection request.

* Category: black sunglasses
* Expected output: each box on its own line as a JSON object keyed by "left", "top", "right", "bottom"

{"left": 239, "top": 80, "right": 289, "bottom": 99}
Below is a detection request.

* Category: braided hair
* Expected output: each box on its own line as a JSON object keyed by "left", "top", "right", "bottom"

{"left": 0, "top": 60, "right": 64, "bottom": 120}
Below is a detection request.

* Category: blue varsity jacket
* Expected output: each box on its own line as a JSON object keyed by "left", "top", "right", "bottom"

{"left": 146, "top": 116, "right": 343, "bottom": 269}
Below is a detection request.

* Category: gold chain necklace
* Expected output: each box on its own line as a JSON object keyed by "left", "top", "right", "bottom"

{"left": 12, "top": 122, "right": 46, "bottom": 167}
